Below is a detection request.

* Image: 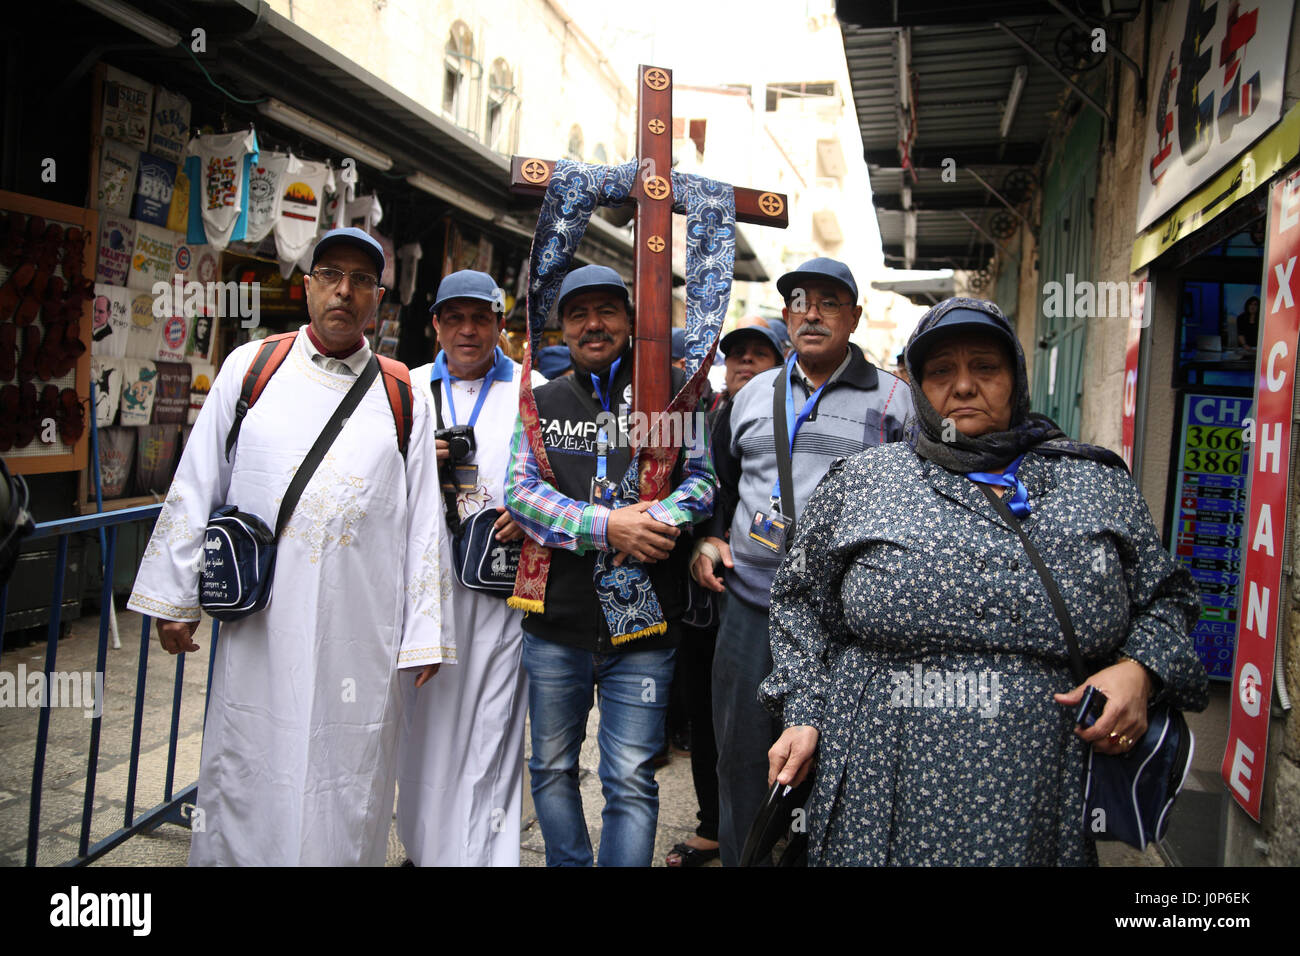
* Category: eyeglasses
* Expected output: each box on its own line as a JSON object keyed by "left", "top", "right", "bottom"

{"left": 787, "top": 297, "right": 850, "bottom": 317}
{"left": 310, "top": 267, "right": 380, "bottom": 290}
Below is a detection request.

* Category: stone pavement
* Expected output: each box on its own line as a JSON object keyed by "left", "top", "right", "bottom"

{"left": 2, "top": 604, "right": 1196, "bottom": 868}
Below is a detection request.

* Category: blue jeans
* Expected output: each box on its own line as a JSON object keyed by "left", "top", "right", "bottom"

{"left": 712, "top": 593, "right": 781, "bottom": 866}
{"left": 522, "top": 632, "right": 677, "bottom": 867}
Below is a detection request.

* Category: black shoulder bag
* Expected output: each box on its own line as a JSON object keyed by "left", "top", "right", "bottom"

{"left": 430, "top": 378, "right": 519, "bottom": 597}
{"left": 977, "top": 481, "right": 1195, "bottom": 851}
{"left": 199, "top": 357, "right": 379, "bottom": 621}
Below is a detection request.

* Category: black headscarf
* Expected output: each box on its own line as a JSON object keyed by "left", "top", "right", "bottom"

{"left": 903, "top": 297, "right": 1125, "bottom": 473}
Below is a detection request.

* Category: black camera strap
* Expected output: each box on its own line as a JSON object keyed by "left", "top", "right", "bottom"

{"left": 770, "top": 368, "right": 799, "bottom": 547}
{"left": 429, "top": 375, "right": 465, "bottom": 536}
{"left": 274, "top": 356, "right": 379, "bottom": 539}
{"left": 976, "top": 482, "right": 1088, "bottom": 685}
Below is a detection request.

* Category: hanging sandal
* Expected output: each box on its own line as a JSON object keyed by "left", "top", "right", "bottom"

{"left": 0, "top": 383, "right": 17, "bottom": 450}
{"left": 17, "top": 324, "right": 39, "bottom": 379}
{"left": 0, "top": 322, "right": 15, "bottom": 380}
{"left": 57, "top": 387, "right": 84, "bottom": 444}
{"left": 0, "top": 262, "right": 35, "bottom": 322}
{"left": 15, "top": 381, "right": 37, "bottom": 447}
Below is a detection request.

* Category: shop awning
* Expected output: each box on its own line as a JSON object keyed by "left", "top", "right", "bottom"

{"left": 837, "top": 1, "right": 1102, "bottom": 271}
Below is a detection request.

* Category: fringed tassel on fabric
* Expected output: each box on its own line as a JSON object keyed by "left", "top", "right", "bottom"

{"left": 608, "top": 620, "right": 669, "bottom": 646}
{"left": 507, "top": 596, "right": 545, "bottom": 614}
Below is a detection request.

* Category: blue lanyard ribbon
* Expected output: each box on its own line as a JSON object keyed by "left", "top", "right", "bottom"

{"left": 591, "top": 356, "right": 621, "bottom": 481}
{"left": 771, "top": 354, "right": 831, "bottom": 504}
{"left": 966, "top": 454, "right": 1031, "bottom": 517}
{"left": 431, "top": 347, "right": 508, "bottom": 429}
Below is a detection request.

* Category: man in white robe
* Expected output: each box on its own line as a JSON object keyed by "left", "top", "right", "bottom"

{"left": 127, "top": 228, "right": 454, "bottom": 866}
{"left": 396, "top": 270, "right": 543, "bottom": 866}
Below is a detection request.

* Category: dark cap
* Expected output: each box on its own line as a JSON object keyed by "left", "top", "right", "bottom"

{"left": 310, "top": 227, "right": 385, "bottom": 280}
{"left": 776, "top": 257, "right": 858, "bottom": 303}
{"left": 671, "top": 327, "right": 687, "bottom": 360}
{"left": 431, "top": 269, "right": 500, "bottom": 314}
{"left": 557, "top": 264, "right": 631, "bottom": 315}
{"left": 535, "top": 344, "right": 574, "bottom": 379}
{"left": 905, "top": 299, "right": 1018, "bottom": 375}
{"left": 719, "top": 324, "right": 783, "bottom": 361}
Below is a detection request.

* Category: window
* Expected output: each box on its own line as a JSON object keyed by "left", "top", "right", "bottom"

{"left": 442, "top": 21, "right": 479, "bottom": 130}
{"left": 487, "top": 57, "right": 519, "bottom": 154}
{"left": 566, "top": 124, "right": 584, "bottom": 162}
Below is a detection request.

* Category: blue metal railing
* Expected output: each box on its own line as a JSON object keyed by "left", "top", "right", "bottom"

{"left": 1, "top": 504, "right": 220, "bottom": 866}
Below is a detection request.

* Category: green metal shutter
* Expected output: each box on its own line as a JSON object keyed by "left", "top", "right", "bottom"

{"left": 1032, "top": 112, "right": 1102, "bottom": 439}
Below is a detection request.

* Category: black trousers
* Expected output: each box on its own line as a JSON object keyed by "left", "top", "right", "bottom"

{"left": 679, "top": 620, "right": 720, "bottom": 841}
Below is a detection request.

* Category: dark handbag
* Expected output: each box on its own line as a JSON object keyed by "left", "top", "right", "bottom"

{"left": 430, "top": 383, "right": 521, "bottom": 598}
{"left": 977, "top": 482, "right": 1195, "bottom": 851}
{"left": 741, "top": 777, "right": 813, "bottom": 867}
{"left": 450, "top": 506, "right": 520, "bottom": 596}
{"left": 199, "top": 356, "right": 380, "bottom": 622}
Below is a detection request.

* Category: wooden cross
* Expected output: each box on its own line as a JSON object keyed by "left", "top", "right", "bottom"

{"left": 509, "top": 64, "right": 789, "bottom": 418}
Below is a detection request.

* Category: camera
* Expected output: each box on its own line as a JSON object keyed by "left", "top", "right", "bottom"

{"left": 435, "top": 424, "right": 477, "bottom": 464}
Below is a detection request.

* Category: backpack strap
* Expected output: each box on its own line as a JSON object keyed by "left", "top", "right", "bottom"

{"left": 376, "top": 355, "right": 413, "bottom": 459}
{"left": 225, "top": 332, "right": 297, "bottom": 462}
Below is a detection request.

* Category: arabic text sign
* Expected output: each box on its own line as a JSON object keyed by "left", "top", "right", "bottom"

{"left": 1138, "top": 0, "right": 1293, "bottom": 233}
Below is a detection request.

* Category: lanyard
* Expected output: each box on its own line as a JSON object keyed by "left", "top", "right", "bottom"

{"left": 591, "top": 357, "right": 621, "bottom": 482}
{"left": 966, "top": 454, "right": 1030, "bottom": 517}
{"left": 771, "top": 354, "right": 830, "bottom": 504}
{"left": 432, "top": 350, "right": 500, "bottom": 429}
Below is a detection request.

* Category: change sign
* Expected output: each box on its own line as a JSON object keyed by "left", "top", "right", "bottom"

{"left": 1221, "top": 170, "right": 1300, "bottom": 820}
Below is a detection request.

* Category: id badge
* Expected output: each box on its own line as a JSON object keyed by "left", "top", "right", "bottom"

{"left": 440, "top": 463, "right": 479, "bottom": 493}
{"left": 748, "top": 510, "right": 788, "bottom": 552}
{"left": 590, "top": 476, "right": 617, "bottom": 505}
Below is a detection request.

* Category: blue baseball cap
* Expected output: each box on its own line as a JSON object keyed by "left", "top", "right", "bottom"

{"left": 671, "top": 327, "right": 687, "bottom": 360}
{"left": 535, "top": 344, "right": 574, "bottom": 379}
{"left": 767, "top": 318, "right": 790, "bottom": 351}
{"left": 776, "top": 257, "right": 858, "bottom": 303}
{"left": 431, "top": 269, "right": 500, "bottom": 315}
{"left": 311, "top": 227, "right": 385, "bottom": 280}
{"left": 557, "top": 264, "right": 631, "bottom": 315}
{"left": 719, "top": 324, "right": 783, "bottom": 361}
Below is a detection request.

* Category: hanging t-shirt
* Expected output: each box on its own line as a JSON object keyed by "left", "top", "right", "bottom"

{"left": 167, "top": 168, "right": 190, "bottom": 234}
{"left": 188, "top": 360, "right": 215, "bottom": 424}
{"left": 119, "top": 359, "right": 158, "bottom": 426}
{"left": 151, "top": 361, "right": 192, "bottom": 424}
{"left": 345, "top": 193, "right": 383, "bottom": 232}
{"left": 96, "top": 140, "right": 138, "bottom": 216}
{"left": 149, "top": 86, "right": 191, "bottom": 164}
{"left": 245, "top": 151, "right": 303, "bottom": 244}
{"left": 275, "top": 159, "right": 334, "bottom": 277}
{"left": 96, "top": 216, "right": 136, "bottom": 287}
{"left": 97, "top": 426, "right": 136, "bottom": 499}
{"left": 156, "top": 313, "right": 191, "bottom": 364}
{"left": 90, "top": 356, "right": 124, "bottom": 428}
{"left": 127, "top": 223, "right": 183, "bottom": 292}
{"left": 126, "top": 292, "right": 164, "bottom": 360}
{"left": 370, "top": 228, "right": 396, "bottom": 289}
{"left": 183, "top": 127, "right": 259, "bottom": 250}
{"left": 131, "top": 152, "right": 177, "bottom": 227}
{"left": 133, "top": 423, "right": 178, "bottom": 496}
{"left": 91, "top": 283, "right": 132, "bottom": 358}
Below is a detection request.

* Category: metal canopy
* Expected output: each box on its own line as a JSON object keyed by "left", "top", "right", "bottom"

{"left": 838, "top": 2, "right": 1084, "bottom": 270}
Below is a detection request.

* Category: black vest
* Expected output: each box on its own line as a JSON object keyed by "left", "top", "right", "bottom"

{"left": 524, "top": 352, "right": 689, "bottom": 652}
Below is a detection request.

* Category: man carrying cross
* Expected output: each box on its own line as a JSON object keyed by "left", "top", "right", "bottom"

{"left": 505, "top": 265, "right": 716, "bottom": 866}
{"left": 505, "top": 63, "right": 785, "bottom": 865}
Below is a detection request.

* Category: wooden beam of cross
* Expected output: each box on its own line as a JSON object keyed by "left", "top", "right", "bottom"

{"left": 509, "top": 64, "right": 789, "bottom": 419}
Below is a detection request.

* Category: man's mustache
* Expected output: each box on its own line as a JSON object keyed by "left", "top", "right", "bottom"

{"left": 798, "top": 324, "right": 829, "bottom": 336}
{"left": 580, "top": 331, "right": 615, "bottom": 345}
